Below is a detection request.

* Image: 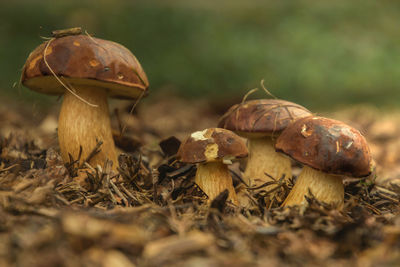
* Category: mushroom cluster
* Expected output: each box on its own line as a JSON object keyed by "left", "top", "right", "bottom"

{"left": 21, "top": 28, "right": 373, "bottom": 210}
{"left": 217, "top": 99, "right": 372, "bottom": 209}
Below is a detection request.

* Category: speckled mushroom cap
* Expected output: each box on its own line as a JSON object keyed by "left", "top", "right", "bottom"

{"left": 21, "top": 34, "right": 149, "bottom": 99}
{"left": 218, "top": 99, "right": 312, "bottom": 138}
{"left": 275, "top": 116, "right": 372, "bottom": 177}
{"left": 177, "top": 128, "right": 248, "bottom": 164}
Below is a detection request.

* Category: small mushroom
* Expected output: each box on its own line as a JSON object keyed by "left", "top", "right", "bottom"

{"left": 21, "top": 32, "right": 149, "bottom": 169}
{"left": 275, "top": 116, "right": 372, "bottom": 208}
{"left": 218, "top": 99, "right": 312, "bottom": 188}
{"left": 177, "top": 128, "right": 248, "bottom": 204}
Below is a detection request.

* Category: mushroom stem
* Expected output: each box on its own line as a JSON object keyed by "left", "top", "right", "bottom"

{"left": 195, "top": 162, "right": 238, "bottom": 205}
{"left": 244, "top": 137, "right": 291, "bottom": 187}
{"left": 58, "top": 86, "right": 118, "bottom": 169}
{"left": 282, "top": 166, "right": 344, "bottom": 208}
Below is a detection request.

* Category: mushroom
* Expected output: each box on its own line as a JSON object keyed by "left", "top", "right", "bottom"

{"left": 218, "top": 99, "right": 312, "bottom": 188}
{"left": 177, "top": 128, "right": 248, "bottom": 204}
{"left": 275, "top": 116, "right": 372, "bottom": 208}
{"left": 21, "top": 32, "right": 149, "bottom": 169}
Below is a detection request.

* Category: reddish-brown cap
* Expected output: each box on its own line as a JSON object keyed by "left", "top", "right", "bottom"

{"left": 21, "top": 34, "right": 149, "bottom": 99}
{"left": 275, "top": 116, "right": 372, "bottom": 177}
{"left": 177, "top": 128, "right": 248, "bottom": 164}
{"left": 218, "top": 99, "right": 312, "bottom": 138}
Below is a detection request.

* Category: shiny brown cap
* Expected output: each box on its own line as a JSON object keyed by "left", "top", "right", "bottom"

{"left": 218, "top": 99, "right": 312, "bottom": 138}
{"left": 275, "top": 116, "right": 372, "bottom": 177}
{"left": 21, "top": 34, "right": 149, "bottom": 99}
{"left": 177, "top": 128, "right": 248, "bottom": 164}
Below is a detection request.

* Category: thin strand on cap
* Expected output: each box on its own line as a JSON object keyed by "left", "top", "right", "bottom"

{"left": 43, "top": 38, "right": 98, "bottom": 107}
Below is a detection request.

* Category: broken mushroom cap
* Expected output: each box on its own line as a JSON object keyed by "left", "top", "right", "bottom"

{"left": 177, "top": 128, "right": 248, "bottom": 205}
{"left": 177, "top": 128, "right": 248, "bottom": 164}
{"left": 218, "top": 99, "right": 312, "bottom": 138}
{"left": 21, "top": 34, "right": 149, "bottom": 99}
{"left": 275, "top": 116, "right": 372, "bottom": 177}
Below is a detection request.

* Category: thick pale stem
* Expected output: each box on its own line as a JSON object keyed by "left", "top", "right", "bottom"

{"left": 243, "top": 138, "right": 291, "bottom": 188}
{"left": 282, "top": 166, "right": 344, "bottom": 208}
{"left": 58, "top": 86, "right": 118, "bottom": 169}
{"left": 195, "top": 162, "right": 238, "bottom": 205}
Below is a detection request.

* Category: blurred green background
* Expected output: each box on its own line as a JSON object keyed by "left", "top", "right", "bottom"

{"left": 0, "top": 0, "right": 399, "bottom": 109}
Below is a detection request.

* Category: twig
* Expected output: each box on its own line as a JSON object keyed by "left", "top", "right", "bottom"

{"left": 107, "top": 187, "right": 118, "bottom": 204}
{"left": 229, "top": 169, "right": 248, "bottom": 187}
{"left": 110, "top": 179, "right": 129, "bottom": 206}
{"left": 375, "top": 191, "right": 400, "bottom": 205}
{"left": 260, "top": 79, "right": 277, "bottom": 99}
{"left": 69, "top": 196, "right": 84, "bottom": 204}
{"left": 79, "top": 140, "right": 103, "bottom": 168}
{"left": 120, "top": 183, "right": 137, "bottom": 201}
{"left": 55, "top": 194, "right": 70, "bottom": 205}
{"left": 120, "top": 90, "right": 145, "bottom": 136}
{"left": 0, "top": 164, "right": 19, "bottom": 173}
{"left": 247, "top": 181, "right": 277, "bottom": 190}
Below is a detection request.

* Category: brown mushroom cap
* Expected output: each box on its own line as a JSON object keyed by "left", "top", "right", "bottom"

{"left": 177, "top": 128, "right": 248, "bottom": 164}
{"left": 21, "top": 34, "right": 149, "bottom": 99}
{"left": 218, "top": 99, "right": 312, "bottom": 137}
{"left": 275, "top": 116, "right": 372, "bottom": 177}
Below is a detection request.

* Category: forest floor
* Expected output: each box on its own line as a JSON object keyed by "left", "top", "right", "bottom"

{"left": 0, "top": 94, "right": 399, "bottom": 267}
